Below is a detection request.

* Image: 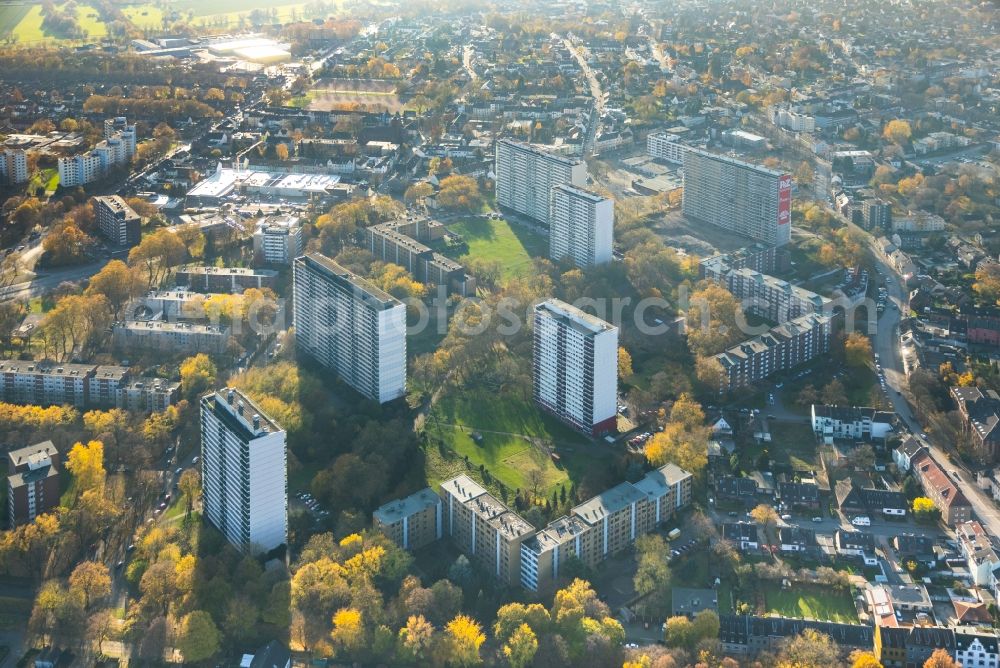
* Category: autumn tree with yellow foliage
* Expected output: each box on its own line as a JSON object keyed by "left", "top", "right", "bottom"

{"left": 645, "top": 394, "right": 710, "bottom": 476}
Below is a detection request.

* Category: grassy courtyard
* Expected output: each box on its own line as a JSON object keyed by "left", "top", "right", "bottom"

{"left": 761, "top": 582, "right": 857, "bottom": 623}
{"left": 423, "top": 389, "right": 607, "bottom": 498}
{"left": 445, "top": 216, "right": 547, "bottom": 280}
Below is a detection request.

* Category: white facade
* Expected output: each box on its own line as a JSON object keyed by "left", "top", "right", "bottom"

{"left": 769, "top": 106, "right": 817, "bottom": 133}
{"left": 293, "top": 253, "right": 406, "bottom": 403}
{"left": 1, "top": 149, "right": 28, "bottom": 184}
{"left": 682, "top": 148, "right": 792, "bottom": 246}
{"left": 495, "top": 138, "right": 586, "bottom": 225}
{"left": 58, "top": 117, "right": 136, "bottom": 187}
{"left": 533, "top": 299, "right": 618, "bottom": 435}
{"left": 201, "top": 388, "right": 287, "bottom": 553}
{"left": 646, "top": 132, "right": 687, "bottom": 164}
{"left": 253, "top": 217, "right": 303, "bottom": 265}
{"left": 549, "top": 184, "right": 613, "bottom": 268}
{"left": 58, "top": 153, "right": 102, "bottom": 187}
{"left": 956, "top": 634, "right": 1000, "bottom": 668}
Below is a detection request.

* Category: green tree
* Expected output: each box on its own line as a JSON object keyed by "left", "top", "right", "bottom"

{"left": 177, "top": 610, "right": 221, "bottom": 663}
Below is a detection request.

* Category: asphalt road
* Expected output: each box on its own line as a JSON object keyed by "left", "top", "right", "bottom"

{"left": 855, "top": 220, "right": 1000, "bottom": 537}
{"left": 0, "top": 261, "right": 104, "bottom": 301}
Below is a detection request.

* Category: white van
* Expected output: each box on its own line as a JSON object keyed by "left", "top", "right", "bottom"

{"left": 852, "top": 516, "right": 871, "bottom": 527}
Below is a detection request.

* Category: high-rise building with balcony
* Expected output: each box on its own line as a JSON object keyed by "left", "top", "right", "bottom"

{"left": 293, "top": 253, "right": 406, "bottom": 403}
{"left": 200, "top": 388, "right": 287, "bottom": 553}
{"left": 495, "top": 138, "right": 586, "bottom": 225}
{"left": 533, "top": 299, "right": 618, "bottom": 435}
{"left": 682, "top": 148, "right": 792, "bottom": 246}
{"left": 549, "top": 184, "right": 614, "bottom": 268}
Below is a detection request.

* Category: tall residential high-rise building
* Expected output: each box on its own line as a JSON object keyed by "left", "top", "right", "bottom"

{"left": 0, "top": 149, "right": 28, "bottom": 185}
{"left": 293, "top": 253, "right": 406, "bottom": 403}
{"left": 93, "top": 195, "right": 141, "bottom": 248}
{"left": 549, "top": 184, "right": 614, "bottom": 268}
{"left": 200, "top": 388, "right": 287, "bottom": 553}
{"left": 532, "top": 299, "right": 618, "bottom": 435}
{"left": 104, "top": 117, "right": 137, "bottom": 159}
{"left": 682, "top": 148, "right": 792, "bottom": 246}
{"left": 494, "top": 138, "right": 587, "bottom": 225}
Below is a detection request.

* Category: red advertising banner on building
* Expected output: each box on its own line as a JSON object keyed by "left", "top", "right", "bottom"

{"left": 777, "top": 174, "right": 792, "bottom": 225}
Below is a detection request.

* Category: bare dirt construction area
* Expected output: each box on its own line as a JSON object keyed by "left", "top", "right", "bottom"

{"left": 300, "top": 78, "right": 405, "bottom": 113}
{"left": 652, "top": 209, "right": 754, "bottom": 256}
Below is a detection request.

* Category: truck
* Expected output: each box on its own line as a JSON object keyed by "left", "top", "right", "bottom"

{"left": 667, "top": 528, "right": 681, "bottom": 540}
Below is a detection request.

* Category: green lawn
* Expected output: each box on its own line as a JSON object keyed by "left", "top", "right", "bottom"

{"left": 444, "top": 217, "right": 546, "bottom": 280}
{"left": 0, "top": 5, "right": 30, "bottom": 36}
{"left": 424, "top": 389, "right": 602, "bottom": 497}
{"left": 122, "top": 4, "right": 163, "bottom": 29}
{"left": 762, "top": 582, "right": 857, "bottom": 623}
{"left": 3, "top": 2, "right": 106, "bottom": 43}
{"left": 2, "top": 0, "right": 335, "bottom": 42}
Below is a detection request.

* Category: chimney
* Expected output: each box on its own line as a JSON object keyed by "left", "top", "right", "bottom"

{"left": 227, "top": 389, "right": 235, "bottom": 405}
{"left": 237, "top": 401, "right": 244, "bottom": 416}
{"left": 252, "top": 414, "right": 260, "bottom": 431}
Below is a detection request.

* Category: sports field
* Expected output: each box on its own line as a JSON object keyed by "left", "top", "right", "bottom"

{"left": 298, "top": 78, "right": 406, "bottom": 113}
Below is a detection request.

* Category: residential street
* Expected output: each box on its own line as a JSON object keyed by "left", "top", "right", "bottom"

{"left": 857, "top": 223, "right": 1000, "bottom": 538}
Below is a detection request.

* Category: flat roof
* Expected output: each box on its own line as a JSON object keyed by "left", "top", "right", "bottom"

{"left": 552, "top": 182, "right": 612, "bottom": 204}
{"left": 296, "top": 253, "right": 401, "bottom": 309}
{"left": 535, "top": 298, "right": 617, "bottom": 337}
{"left": 685, "top": 145, "right": 787, "bottom": 178}
{"left": 572, "top": 481, "right": 647, "bottom": 524}
{"left": 203, "top": 387, "right": 282, "bottom": 440}
{"left": 374, "top": 487, "right": 440, "bottom": 525}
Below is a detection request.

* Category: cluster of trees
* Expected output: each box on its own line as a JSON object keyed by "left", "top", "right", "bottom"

{"left": 82, "top": 94, "right": 221, "bottom": 122}
{"left": 312, "top": 195, "right": 404, "bottom": 253}
{"left": 39, "top": 1, "right": 86, "bottom": 39}
{"left": 644, "top": 394, "right": 710, "bottom": 478}
{"left": 436, "top": 175, "right": 484, "bottom": 211}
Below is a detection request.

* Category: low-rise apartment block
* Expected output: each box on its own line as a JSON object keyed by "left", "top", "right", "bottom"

{"left": 0, "top": 361, "right": 128, "bottom": 408}
{"left": 440, "top": 476, "right": 535, "bottom": 587}
{"left": 521, "top": 463, "right": 692, "bottom": 592}
{"left": 717, "top": 267, "right": 829, "bottom": 323}
{"left": 646, "top": 131, "right": 688, "bottom": 164}
{"left": 112, "top": 320, "right": 230, "bottom": 355}
{"left": 116, "top": 379, "right": 180, "bottom": 413}
{"left": 373, "top": 487, "right": 442, "bottom": 550}
{"left": 176, "top": 266, "right": 279, "bottom": 293}
{"left": 713, "top": 313, "right": 833, "bottom": 393}
{"left": 365, "top": 217, "right": 475, "bottom": 296}
{"left": 699, "top": 244, "right": 787, "bottom": 281}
